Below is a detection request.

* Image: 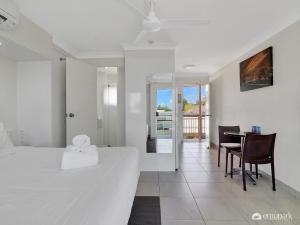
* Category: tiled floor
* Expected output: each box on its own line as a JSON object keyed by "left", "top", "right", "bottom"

{"left": 157, "top": 138, "right": 173, "bottom": 154}
{"left": 136, "top": 141, "right": 300, "bottom": 225}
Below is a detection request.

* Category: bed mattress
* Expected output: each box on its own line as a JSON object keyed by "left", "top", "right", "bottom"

{"left": 0, "top": 146, "right": 140, "bottom": 225}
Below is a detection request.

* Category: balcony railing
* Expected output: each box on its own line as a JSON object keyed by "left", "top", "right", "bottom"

{"left": 156, "top": 114, "right": 172, "bottom": 137}
{"left": 156, "top": 113, "right": 209, "bottom": 139}
{"left": 183, "top": 115, "right": 209, "bottom": 139}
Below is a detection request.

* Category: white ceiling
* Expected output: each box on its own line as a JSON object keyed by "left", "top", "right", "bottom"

{"left": 13, "top": 0, "right": 300, "bottom": 74}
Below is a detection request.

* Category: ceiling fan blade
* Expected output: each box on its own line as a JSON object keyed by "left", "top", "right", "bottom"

{"left": 123, "top": 0, "right": 147, "bottom": 18}
{"left": 134, "top": 30, "right": 148, "bottom": 43}
{"left": 161, "top": 19, "right": 211, "bottom": 29}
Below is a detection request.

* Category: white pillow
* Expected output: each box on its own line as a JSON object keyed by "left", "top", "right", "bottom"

{"left": 0, "top": 123, "right": 14, "bottom": 155}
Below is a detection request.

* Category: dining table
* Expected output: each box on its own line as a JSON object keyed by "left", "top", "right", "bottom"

{"left": 223, "top": 131, "right": 262, "bottom": 185}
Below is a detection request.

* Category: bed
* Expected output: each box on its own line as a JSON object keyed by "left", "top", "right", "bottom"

{"left": 0, "top": 146, "right": 140, "bottom": 225}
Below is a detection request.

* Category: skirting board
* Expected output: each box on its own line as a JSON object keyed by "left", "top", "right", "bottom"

{"left": 210, "top": 142, "right": 300, "bottom": 200}
{"left": 258, "top": 170, "right": 300, "bottom": 200}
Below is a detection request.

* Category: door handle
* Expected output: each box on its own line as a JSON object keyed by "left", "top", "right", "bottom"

{"left": 69, "top": 113, "right": 75, "bottom": 118}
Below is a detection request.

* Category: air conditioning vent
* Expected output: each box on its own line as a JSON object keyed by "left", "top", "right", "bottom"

{"left": 0, "top": 0, "right": 19, "bottom": 30}
{"left": 0, "top": 14, "right": 7, "bottom": 24}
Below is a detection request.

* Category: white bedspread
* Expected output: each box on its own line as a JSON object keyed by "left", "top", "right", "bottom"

{"left": 0, "top": 146, "right": 140, "bottom": 225}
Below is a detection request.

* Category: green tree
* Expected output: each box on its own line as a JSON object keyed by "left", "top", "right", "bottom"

{"left": 157, "top": 105, "right": 171, "bottom": 112}
{"left": 182, "top": 98, "right": 188, "bottom": 112}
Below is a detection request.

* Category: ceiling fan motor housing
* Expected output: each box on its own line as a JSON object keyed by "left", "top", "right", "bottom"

{"left": 143, "top": 11, "right": 161, "bottom": 32}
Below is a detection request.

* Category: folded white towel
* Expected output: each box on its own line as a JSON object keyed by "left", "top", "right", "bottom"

{"left": 62, "top": 135, "right": 98, "bottom": 170}
{"left": 66, "top": 144, "right": 97, "bottom": 153}
{"left": 61, "top": 150, "right": 99, "bottom": 170}
{"left": 72, "top": 135, "right": 91, "bottom": 148}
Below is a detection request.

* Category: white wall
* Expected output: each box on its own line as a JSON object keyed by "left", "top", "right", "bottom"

{"left": 17, "top": 61, "right": 53, "bottom": 147}
{"left": 210, "top": 20, "right": 300, "bottom": 192}
{"left": 0, "top": 55, "right": 17, "bottom": 130}
{"left": 125, "top": 49, "right": 176, "bottom": 171}
{"left": 1, "top": 14, "right": 67, "bottom": 147}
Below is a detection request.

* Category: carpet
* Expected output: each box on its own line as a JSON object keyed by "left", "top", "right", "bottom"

{"left": 128, "top": 196, "right": 161, "bottom": 225}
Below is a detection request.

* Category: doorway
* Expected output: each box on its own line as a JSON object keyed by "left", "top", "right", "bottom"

{"left": 175, "top": 83, "right": 210, "bottom": 170}
{"left": 182, "top": 84, "right": 209, "bottom": 141}
{"left": 97, "top": 67, "right": 125, "bottom": 147}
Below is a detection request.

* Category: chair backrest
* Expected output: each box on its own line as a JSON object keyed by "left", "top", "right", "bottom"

{"left": 243, "top": 133, "right": 276, "bottom": 161}
{"left": 218, "top": 126, "right": 241, "bottom": 145}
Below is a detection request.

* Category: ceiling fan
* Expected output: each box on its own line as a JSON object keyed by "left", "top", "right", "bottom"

{"left": 123, "top": 0, "right": 211, "bottom": 43}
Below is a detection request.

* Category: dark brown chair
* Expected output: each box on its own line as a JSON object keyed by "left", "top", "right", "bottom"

{"left": 218, "top": 126, "right": 241, "bottom": 176}
{"left": 231, "top": 133, "right": 277, "bottom": 191}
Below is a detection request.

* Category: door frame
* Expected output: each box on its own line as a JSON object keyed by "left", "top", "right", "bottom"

{"left": 66, "top": 58, "right": 97, "bottom": 145}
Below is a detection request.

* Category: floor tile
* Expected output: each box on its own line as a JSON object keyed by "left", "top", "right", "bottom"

{"left": 201, "top": 163, "right": 227, "bottom": 172}
{"left": 136, "top": 181, "right": 159, "bottom": 196}
{"left": 179, "top": 164, "right": 206, "bottom": 172}
{"left": 206, "top": 221, "right": 249, "bottom": 225}
{"left": 195, "top": 197, "right": 246, "bottom": 221}
{"left": 139, "top": 171, "right": 159, "bottom": 183}
{"left": 184, "top": 172, "right": 226, "bottom": 183}
{"left": 234, "top": 197, "right": 281, "bottom": 223}
{"left": 162, "top": 219, "right": 205, "bottom": 225}
{"left": 208, "top": 172, "right": 228, "bottom": 181}
{"left": 160, "top": 197, "right": 203, "bottom": 220}
{"left": 180, "top": 158, "right": 199, "bottom": 164}
{"left": 272, "top": 220, "right": 295, "bottom": 225}
{"left": 292, "top": 219, "right": 300, "bottom": 225}
{"left": 159, "top": 172, "right": 186, "bottom": 183}
{"left": 183, "top": 172, "right": 210, "bottom": 183}
{"left": 159, "top": 182, "right": 193, "bottom": 197}
{"left": 137, "top": 141, "right": 300, "bottom": 225}
{"left": 266, "top": 197, "right": 300, "bottom": 219}
{"left": 189, "top": 182, "right": 228, "bottom": 198}
{"left": 248, "top": 220, "right": 274, "bottom": 225}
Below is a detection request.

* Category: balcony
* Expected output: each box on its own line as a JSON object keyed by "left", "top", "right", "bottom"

{"left": 156, "top": 113, "right": 209, "bottom": 140}
{"left": 156, "top": 113, "right": 172, "bottom": 137}
{"left": 183, "top": 115, "right": 209, "bottom": 139}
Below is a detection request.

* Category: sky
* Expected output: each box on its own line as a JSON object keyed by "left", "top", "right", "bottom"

{"left": 183, "top": 86, "right": 207, "bottom": 104}
{"left": 157, "top": 89, "right": 172, "bottom": 108}
{"left": 156, "top": 86, "right": 207, "bottom": 108}
{"left": 183, "top": 86, "right": 199, "bottom": 104}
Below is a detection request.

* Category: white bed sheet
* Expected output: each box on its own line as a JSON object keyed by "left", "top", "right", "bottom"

{"left": 0, "top": 146, "right": 140, "bottom": 225}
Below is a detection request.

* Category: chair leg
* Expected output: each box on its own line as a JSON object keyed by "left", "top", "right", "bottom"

{"left": 239, "top": 158, "right": 241, "bottom": 168}
{"left": 225, "top": 149, "right": 228, "bottom": 177}
{"left": 242, "top": 160, "right": 246, "bottom": 191}
{"left": 271, "top": 160, "right": 276, "bottom": 191}
{"left": 255, "top": 164, "right": 258, "bottom": 179}
{"left": 250, "top": 163, "right": 253, "bottom": 172}
{"left": 218, "top": 145, "right": 221, "bottom": 167}
{"left": 230, "top": 154, "right": 233, "bottom": 178}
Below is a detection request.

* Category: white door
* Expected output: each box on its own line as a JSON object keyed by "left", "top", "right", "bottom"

{"left": 175, "top": 85, "right": 184, "bottom": 170}
{"left": 66, "top": 58, "right": 97, "bottom": 145}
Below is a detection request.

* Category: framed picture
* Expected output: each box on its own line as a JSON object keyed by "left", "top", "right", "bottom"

{"left": 240, "top": 47, "right": 273, "bottom": 92}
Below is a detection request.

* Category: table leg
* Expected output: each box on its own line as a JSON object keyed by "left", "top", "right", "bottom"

{"left": 225, "top": 169, "right": 262, "bottom": 185}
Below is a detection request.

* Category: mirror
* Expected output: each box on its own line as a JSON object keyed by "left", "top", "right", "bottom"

{"left": 146, "top": 73, "right": 175, "bottom": 153}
